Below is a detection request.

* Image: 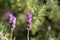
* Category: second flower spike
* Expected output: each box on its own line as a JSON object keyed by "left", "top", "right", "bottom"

{"left": 26, "top": 13, "right": 32, "bottom": 30}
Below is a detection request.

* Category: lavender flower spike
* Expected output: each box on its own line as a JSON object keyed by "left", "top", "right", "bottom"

{"left": 7, "top": 11, "right": 16, "bottom": 30}
{"left": 26, "top": 13, "right": 32, "bottom": 30}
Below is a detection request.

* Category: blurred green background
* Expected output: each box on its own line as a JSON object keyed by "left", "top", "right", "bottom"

{"left": 0, "top": 0, "right": 60, "bottom": 40}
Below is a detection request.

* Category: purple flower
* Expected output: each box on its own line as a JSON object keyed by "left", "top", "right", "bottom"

{"left": 26, "top": 13, "right": 32, "bottom": 30}
{"left": 26, "top": 13, "right": 32, "bottom": 23}
{"left": 7, "top": 11, "right": 16, "bottom": 24}
{"left": 7, "top": 11, "right": 16, "bottom": 30}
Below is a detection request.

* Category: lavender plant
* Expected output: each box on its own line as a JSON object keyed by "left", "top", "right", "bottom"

{"left": 26, "top": 13, "right": 32, "bottom": 40}
{"left": 7, "top": 11, "right": 16, "bottom": 40}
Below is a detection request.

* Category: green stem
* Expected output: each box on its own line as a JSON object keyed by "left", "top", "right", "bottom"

{"left": 27, "top": 30, "right": 29, "bottom": 40}
{"left": 10, "top": 30, "right": 13, "bottom": 40}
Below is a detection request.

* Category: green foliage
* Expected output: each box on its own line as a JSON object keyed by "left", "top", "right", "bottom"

{"left": 0, "top": 22, "right": 9, "bottom": 40}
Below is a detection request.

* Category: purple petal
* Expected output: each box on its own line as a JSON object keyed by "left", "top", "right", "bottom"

{"left": 26, "top": 13, "right": 32, "bottom": 19}
{"left": 12, "top": 16, "right": 16, "bottom": 24}
{"left": 26, "top": 13, "right": 32, "bottom": 21}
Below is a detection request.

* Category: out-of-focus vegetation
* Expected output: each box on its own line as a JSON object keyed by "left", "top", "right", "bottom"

{"left": 0, "top": 0, "right": 60, "bottom": 40}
